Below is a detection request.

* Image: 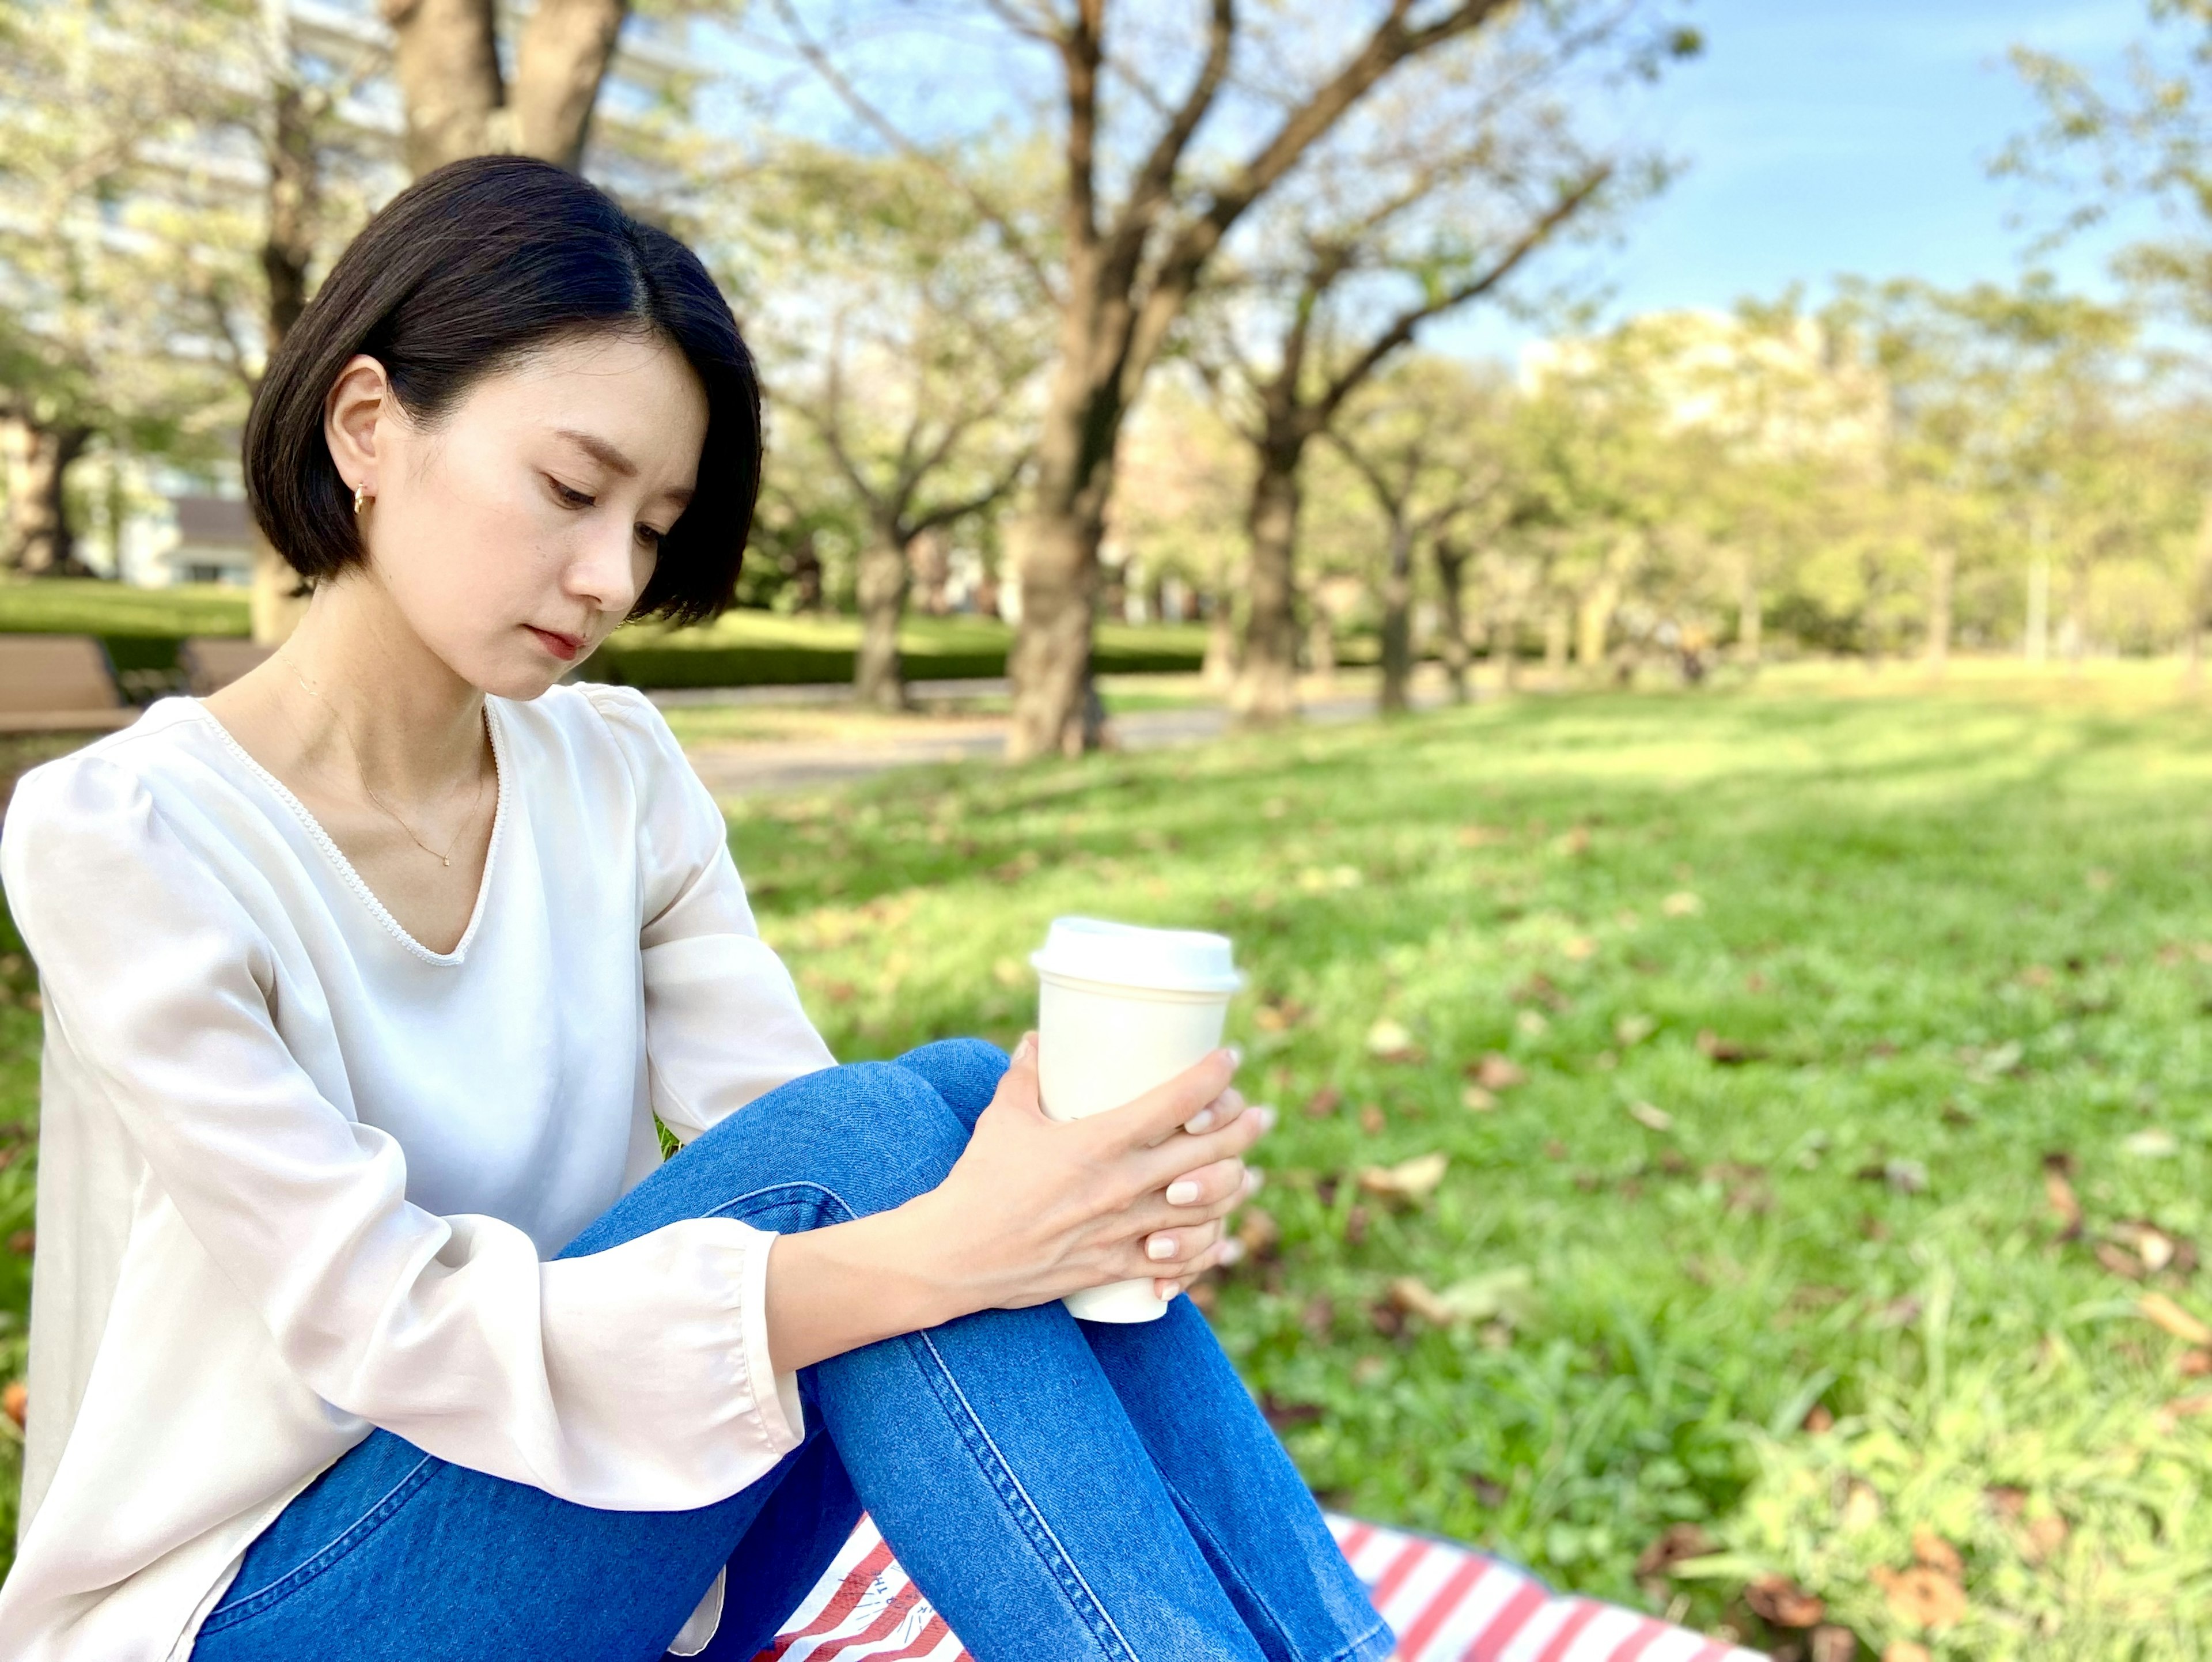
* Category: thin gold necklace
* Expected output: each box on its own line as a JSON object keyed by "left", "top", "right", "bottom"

{"left": 275, "top": 649, "right": 490, "bottom": 869}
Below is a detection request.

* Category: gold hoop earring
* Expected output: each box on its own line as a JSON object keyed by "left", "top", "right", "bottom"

{"left": 353, "top": 482, "right": 372, "bottom": 516}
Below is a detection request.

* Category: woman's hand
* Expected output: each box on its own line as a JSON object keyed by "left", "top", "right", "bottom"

{"left": 908, "top": 1033, "right": 1271, "bottom": 1316}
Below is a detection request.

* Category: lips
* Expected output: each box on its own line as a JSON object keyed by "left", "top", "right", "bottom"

{"left": 527, "top": 625, "right": 585, "bottom": 661}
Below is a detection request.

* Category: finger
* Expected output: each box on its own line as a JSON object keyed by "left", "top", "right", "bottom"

{"left": 1094, "top": 1047, "right": 1240, "bottom": 1151}
{"left": 987, "top": 1031, "right": 1044, "bottom": 1120}
{"left": 1136, "top": 1218, "right": 1222, "bottom": 1271}
{"left": 1180, "top": 1088, "right": 1247, "bottom": 1135}
{"left": 1162, "top": 1156, "right": 1249, "bottom": 1209}
{"left": 1136, "top": 1100, "right": 1269, "bottom": 1191}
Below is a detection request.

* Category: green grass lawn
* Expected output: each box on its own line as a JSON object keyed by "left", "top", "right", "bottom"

{"left": 723, "top": 681, "right": 2212, "bottom": 1657}
{"left": 4, "top": 678, "right": 2212, "bottom": 1656}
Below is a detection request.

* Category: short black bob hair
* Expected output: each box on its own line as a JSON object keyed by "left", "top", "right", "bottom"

{"left": 244, "top": 154, "right": 757, "bottom": 626}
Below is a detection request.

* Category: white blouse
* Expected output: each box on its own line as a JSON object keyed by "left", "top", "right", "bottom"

{"left": 0, "top": 684, "right": 836, "bottom": 1660}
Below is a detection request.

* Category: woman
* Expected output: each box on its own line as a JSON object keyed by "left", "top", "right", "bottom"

{"left": 0, "top": 157, "right": 1389, "bottom": 1662}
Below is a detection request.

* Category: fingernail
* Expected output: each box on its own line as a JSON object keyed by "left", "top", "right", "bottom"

{"left": 1224, "top": 1045, "right": 1243, "bottom": 1069}
{"left": 1166, "top": 1179, "right": 1201, "bottom": 1205}
{"left": 1183, "top": 1106, "right": 1218, "bottom": 1134}
{"left": 1156, "top": 1280, "right": 1180, "bottom": 1301}
{"left": 1147, "top": 1235, "right": 1179, "bottom": 1260}
{"left": 1010, "top": 1033, "right": 1035, "bottom": 1065}
{"left": 1252, "top": 1105, "right": 1277, "bottom": 1135}
{"left": 1220, "top": 1238, "right": 1247, "bottom": 1265}
{"left": 1243, "top": 1168, "right": 1266, "bottom": 1195}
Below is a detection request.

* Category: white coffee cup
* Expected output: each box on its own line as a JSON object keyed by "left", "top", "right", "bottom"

{"left": 1031, "top": 917, "right": 1244, "bottom": 1322}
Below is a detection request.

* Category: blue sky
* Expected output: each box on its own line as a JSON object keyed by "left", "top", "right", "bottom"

{"left": 1540, "top": 0, "right": 2148, "bottom": 331}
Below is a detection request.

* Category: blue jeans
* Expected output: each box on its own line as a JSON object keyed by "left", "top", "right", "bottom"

{"left": 194, "top": 1041, "right": 1392, "bottom": 1662}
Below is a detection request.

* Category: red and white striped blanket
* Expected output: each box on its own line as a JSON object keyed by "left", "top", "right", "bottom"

{"left": 757, "top": 1513, "right": 1762, "bottom": 1661}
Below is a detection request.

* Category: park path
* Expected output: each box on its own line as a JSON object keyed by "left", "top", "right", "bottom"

{"left": 668, "top": 676, "right": 1437, "bottom": 798}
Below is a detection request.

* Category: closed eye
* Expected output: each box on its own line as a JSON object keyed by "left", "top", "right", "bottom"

{"left": 548, "top": 476, "right": 594, "bottom": 509}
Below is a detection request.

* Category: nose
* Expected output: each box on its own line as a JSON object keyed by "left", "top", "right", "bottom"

{"left": 563, "top": 517, "right": 647, "bottom": 618}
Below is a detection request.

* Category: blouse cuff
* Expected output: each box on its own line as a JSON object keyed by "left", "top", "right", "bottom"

{"left": 745, "top": 1231, "right": 806, "bottom": 1451}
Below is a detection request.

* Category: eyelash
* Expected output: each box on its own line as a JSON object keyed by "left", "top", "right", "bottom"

{"left": 549, "top": 478, "right": 664, "bottom": 547}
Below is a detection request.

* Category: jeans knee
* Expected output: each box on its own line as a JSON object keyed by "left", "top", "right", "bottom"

{"left": 826, "top": 1061, "right": 969, "bottom": 1194}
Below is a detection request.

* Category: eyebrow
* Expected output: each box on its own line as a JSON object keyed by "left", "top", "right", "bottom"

{"left": 553, "top": 428, "right": 694, "bottom": 507}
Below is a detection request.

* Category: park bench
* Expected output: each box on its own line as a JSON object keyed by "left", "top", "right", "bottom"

{"left": 180, "top": 635, "right": 273, "bottom": 696}
{"left": 0, "top": 635, "right": 136, "bottom": 735}
{"left": 760, "top": 1512, "right": 1760, "bottom": 1661}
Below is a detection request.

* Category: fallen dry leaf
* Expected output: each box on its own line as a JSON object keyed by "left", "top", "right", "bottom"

{"left": 1387, "top": 1278, "right": 1457, "bottom": 1326}
{"left": 1661, "top": 890, "right": 1703, "bottom": 918}
{"left": 2021, "top": 1514, "right": 2069, "bottom": 1564}
{"left": 1883, "top": 1644, "right": 1933, "bottom": 1662}
{"left": 1304, "top": 1085, "right": 1343, "bottom": 1120}
{"left": 1365, "top": 1018, "right": 1422, "bottom": 1063}
{"left": 1358, "top": 1152, "right": 1449, "bottom": 1203}
{"left": 1628, "top": 1101, "right": 1674, "bottom": 1132}
{"left": 1615, "top": 1013, "right": 1657, "bottom": 1046}
{"left": 1468, "top": 1054, "right": 1526, "bottom": 1091}
{"left": 1, "top": 1381, "right": 24, "bottom": 1429}
{"left": 2180, "top": 1349, "right": 2212, "bottom": 1378}
{"left": 1634, "top": 1521, "right": 1713, "bottom": 1580}
{"left": 1810, "top": 1629, "right": 1855, "bottom": 1662}
{"left": 1562, "top": 934, "right": 1597, "bottom": 961}
{"left": 2112, "top": 1218, "right": 2186, "bottom": 1274}
{"left": 1358, "top": 1104, "right": 1386, "bottom": 1135}
{"left": 1461, "top": 1084, "right": 1497, "bottom": 1112}
{"left": 1872, "top": 1563, "right": 1968, "bottom": 1628}
{"left": 1911, "top": 1528, "right": 1963, "bottom": 1579}
{"left": 1235, "top": 1209, "right": 1279, "bottom": 1258}
{"left": 1840, "top": 1479, "right": 1881, "bottom": 1531}
{"left": 2152, "top": 1391, "right": 2212, "bottom": 1433}
{"left": 2096, "top": 1241, "right": 2148, "bottom": 1281}
{"left": 2042, "top": 1154, "right": 2082, "bottom": 1240}
{"left": 1696, "top": 1029, "right": 1767, "bottom": 1064}
{"left": 1744, "top": 1573, "right": 1824, "bottom": 1627}
{"left": 2139, "top": 1292, "right": 2212, "bottom": 1347}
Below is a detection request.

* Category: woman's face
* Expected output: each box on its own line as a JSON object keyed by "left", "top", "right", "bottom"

{"left": 327, "top": 328, "right": 709, "bottom": 700}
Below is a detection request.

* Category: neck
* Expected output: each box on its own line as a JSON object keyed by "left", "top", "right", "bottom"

{"left": 277, "top": 571, "right": 488, "bottom": 797}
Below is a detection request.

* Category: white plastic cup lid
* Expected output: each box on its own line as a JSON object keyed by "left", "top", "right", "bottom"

{"left": 1030, "top": 915, "right": 1243, "bottom": 995}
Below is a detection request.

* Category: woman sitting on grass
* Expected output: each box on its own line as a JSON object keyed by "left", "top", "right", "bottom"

{"left": 0, "top": 157, "right": 1389, "bottom": 1662}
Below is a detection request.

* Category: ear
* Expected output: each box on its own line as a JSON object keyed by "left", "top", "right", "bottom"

{"left": 323, "top": 354, "right": 395, "bottom": 497}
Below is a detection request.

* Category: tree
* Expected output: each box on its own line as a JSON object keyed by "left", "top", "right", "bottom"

{"left": 764, "top": 0, "right": 1694, "bottom": 758}
{"left": 1326, "top": 357, "right": 1508, "bottom": 711}
{"left": 1188, "top": 3, "right": 1684, "bottom": 721}
{"left": 378, "top": 0, "right": 634, "bottom": 176}
{"left": 2003, "top": 3, "right": 2212, "bottom": 675}
{"left": 725, "top": 146, "right": 1047, "bottom": 706}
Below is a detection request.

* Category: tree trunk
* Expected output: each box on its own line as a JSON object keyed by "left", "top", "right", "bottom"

{"left": 1201, "top": 598, "right": 1237, "bottom": 694}
{"left": 1543, "top": 607, "right": 1570, "bottom": 679}
{"left": 1378, "top": 518, "right": 1414, "bottom": 715}
{"left": 1007, "top": 333, "right": 1115, "bottom": 759}
{"left": 1006, "top": 507, "right": 1103, "bottom": 758}
{"left": 1305, "top": 607, "right": 1336, "bottom": 694}
{"left": 514, "top": 0, "right": 629, "bottom": 169}
{"left": 1233, "top": 449, "right": 1302, "bottom": 723}
{"left": 262, "top": 74, "right": 316, "bottom": 347}
{"left": 854, "top": 528, "right": 911, "bottom": 711}
{"left": 2063, "top": 557, "right": 2091, "bottom": 675}
{"left": 380, "top": 0, "right": 504, "bottom": 176}
{"left": 1433, "top": 536, "right": 1471, "bottom": 705}
{"left": 849, "top": 529, "right": 911, "bottom": 712}
{"left": 1925, "top": 543, "right": 1954, "bottom": 675}
{"left": 251, "top": 528, "right": 311, "bottom": 645}
{"left": 1575, "top": 576, "right": 1619, "bottom": 676}
{"left": 5, "top": 421, "right": 93, "bottom": 576}
{"left": 1490, "top": 601, "right": 1520, "bottom": 692}
{"left": 2187, "top": 493, "right": 2212, "bottom": 690}
{"left": 2025, "top": 549, "right": 2050, "bottom": 665}
{"left": 1736, "top": 551, "right": 1762, "bottom": 668}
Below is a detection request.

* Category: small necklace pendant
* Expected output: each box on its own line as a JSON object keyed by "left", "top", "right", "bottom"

{"left": 441, "top": 856, "right": 451, "bottom": 868}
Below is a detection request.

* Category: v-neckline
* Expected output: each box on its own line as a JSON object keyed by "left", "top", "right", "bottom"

{"left": 184, "top": 695, "right": 512, "bottom": 967}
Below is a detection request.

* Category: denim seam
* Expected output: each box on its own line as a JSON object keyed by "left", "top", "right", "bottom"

{"left": 1315, "top": 1618, "right": 1395, "bottom": 1662}
{"left": 704, "top": 1178, "right": 1132, "bottom": 1660}
{"left": 198, "top": 1453, "right": 440, "bottom": 1633}
{"left": 1153, "top": 1471, "right": 1304, "bottom": 1659}
{"left": 912, "top": 1326, "right": 1137, "bottom": 1662}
